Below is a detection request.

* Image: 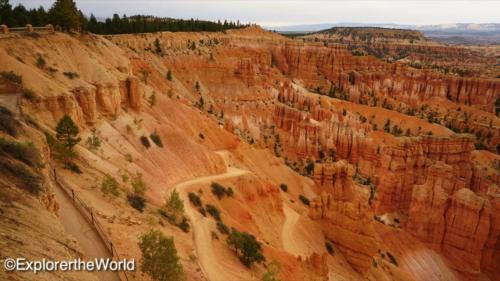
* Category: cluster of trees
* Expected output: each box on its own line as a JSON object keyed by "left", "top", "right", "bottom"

{"left": 86, "top": 14, "right": 247, "bottom": 34}
{"left": 0, "top": 0, "right": 85, "bottom": 31}
{"left": 0, "top": 0, "right": 248, "bottom": 34}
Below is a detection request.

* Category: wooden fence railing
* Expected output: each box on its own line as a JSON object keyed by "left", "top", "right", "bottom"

{"left": 52, "top": 168, "right": 130, "bottom": 281}
{"left": 1, "top": 24, "right": 55, "bottom": 34}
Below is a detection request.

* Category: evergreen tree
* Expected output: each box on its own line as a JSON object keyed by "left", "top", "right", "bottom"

{"left": 48, "top": 0, "right": 81, "bottom": 31}
{"left": 139, "top": 229, "right": 184, "bottom": 281}
{"left": 0, "top": 0, "right": 14, "bottom": 26}
{"left": 56, "top": 115, "right": 81, "bottom": 152}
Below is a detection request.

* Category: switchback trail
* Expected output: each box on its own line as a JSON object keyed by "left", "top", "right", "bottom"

{"left": 174, "top": 151, "right": 252, "bottom": 281}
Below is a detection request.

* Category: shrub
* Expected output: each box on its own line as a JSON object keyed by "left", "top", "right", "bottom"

{"left": 386, "top": 252, "right": 398, "bottom": 266}
{"left": 299, "top": 195, "right": 310, "bottom": 206}
{"left": 197, "top": 206, "right": 207, "bottom": 216}
{"left": 188, "top": 192, "right": 202, "bottom": 207}
{"left": 205, "top": 204, "right": 221, "bottom": 221}
{"left": 325, "top": 242, "right": 334, "bottom": 255}
{"left": 279, "top": 184, "right": 288, "bottom": 192}
{"left": 125, "top": 153, "right": 133, "bottom": 162}
{"left": 0, "top": 71, "right": 22, "bottom": 84}
{"left": 140, "top": 136, "right": 151, "bottom": 148}
{"left": 216, "top": 220, "right": 230, "bottom": 235}
{"left": 22, "top": 88, "right": 37, "bottom": 100}
{"left": 36, "top": 55, "right": 46, "bottom": 68}
{"left": 101, "top": 174, "right": 120, "bottom": 196}
{"left": 474, "top": 142, "right": 487, "bottom": 150}
{"left": 150, "top": 131, "right": 163, "bottom": 147}
{"left": 138, "top": 229, "right": 184, "bottom": 281}
{"left": 227, "top": 228, "right": 265, "bottom": 267}
{"left": 178, "top": 217, "right": 190, "bottom": 233}
{"left": 64, "top": 161, "right": 82, "bottom": 174}
{"left": 225, "top": 187, "right": 234, "bottom": 197}
{"left": 0, "top": 137, "right": 41, "bottom": 168}
{"left": 211, "top": 231, "right": 219, "bottom": 240}
{"left": 163, "top": 189, "right": 185, "bottom": 224}
{"left": 166, "top": 69, "right": 173, "bottom": 81}
{"left": 0, "top": 158, "right": 43, "bottom": 195}
{"left": 0, "top": 106, "right": 19, "bottom": 136}
{"left": 148, "top": 94, "right": 156, "bottom": 107}
{"left": 262, "top": 260, "right": 281, "bottom": 281}
{"left": 63, "top": 71, "right": 79, "bottom": 79}
{"left": 128, "top": 194, "right": 146, "bottom": 212}
{"left": 131, "top": 173, "right": 146, "bottom": 196}
{"left": 86, "top": 128, "right": 101, "bottom": 150}
{"left": 211, "top": 182, "right": 227, "bottom": 199}
{"left": 305, "top": 160, "right": 315, "bottom": 176}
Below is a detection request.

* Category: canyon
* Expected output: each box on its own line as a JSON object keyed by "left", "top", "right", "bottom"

{"left": 0, "top": 26, "right": 498, "bottom": 281}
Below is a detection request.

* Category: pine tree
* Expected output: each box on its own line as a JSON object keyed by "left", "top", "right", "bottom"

{"left": 139, "top": 229, "right": 184, "bottom": 281}
{"left": 48, "top": 0, "right": 81, "bottom": 31}
{"left": 56, "top": 115, "right": 81, "bottom": 152}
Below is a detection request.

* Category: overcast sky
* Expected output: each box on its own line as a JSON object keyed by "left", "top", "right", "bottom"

{"left": 10, "top": 0, "right": 500, "bottom": 26}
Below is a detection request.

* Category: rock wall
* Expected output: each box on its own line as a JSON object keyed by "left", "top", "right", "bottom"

{"left": 309, "top": 161, "right": 379, "bottom": 275}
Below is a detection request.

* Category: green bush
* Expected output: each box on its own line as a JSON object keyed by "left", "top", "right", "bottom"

{"left": 216, "top": 220, "right": 230, "bottom": 235}
{"left": 188, "top": 192, "right": 202, "bottom": 207}
{"left": 0, "top": 71, "right": 22, "bottom": 84}
{"left": 163, "top": 189, "right": 185, "bottom": 224}
{"left": 197, "top": 206, "right": 207, "bottom": 216}
{"left": 101, "top": 174, "right": 120, "bottom": 196}
{"left": 36, "top": 55, "right": 46, "bottom": 68}
{"left": 138, "top": 229, "right": 184, "bottom": 281}
{"left": 166, "top": 69, "right": 173, "bottom": 81}
{"left": 64, "top": 161, "right": 82, "bottom": 174}
{"left": 63, "top": 71, "right": 80, "bottom": 79}
{"left": 86, "top": 128, "right": 101, "bottom": 150}
{"left": 325, "top": 242, "right": 334, "bottom": 255}
{"left": 0, "top": 137, "right": 41, "bottom": 168}
{"left": 150, "top": 131, "right": 163, "bottom": 147}
{"left": 279, "top": 184, "right": 288, "bottom": 192}
{"left": 177, "top": 217, "right": 190, "bottom": 233}
{"left": 140, "top": 136, "right": 151, "bottom": 148}
{"left": 227, "top": 228, "right": 265, "bottom": 267}
{"left": 386, "top": 252, "right": 398, "bottom": 266}
{"left": 0, "top": 106, "right": 19, "bottom": 136}
{"left": 205, "top": 204, "right": 221, "bottom": 221}
{"left": 22, "top": 88, "right": 37, "bottom": 100}
{"left": 299, "top": 195, "right": 310, "bottom": 206}
{"left": 128, "top": 194, "right": 146, "bottom": 212}
{"left": 211, "top": 182, "right": 226, "bottom": 199}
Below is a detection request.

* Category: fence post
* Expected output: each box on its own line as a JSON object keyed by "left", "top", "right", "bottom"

{"left": 0, "top": 25, "right": 7, "bottom": 34}
{"left": 71, "top": 189, "right": 75, "bottom": 200}
{"left": 46, "top": 24, "right": 54, "bottom": 33}
{"left": 110, "top": 242, "right": 114, "bottom": 256}
{"left": 91, "top": 211, "right": 94, "bottom": 225}
{"left": 26, "top": 24, "right": 33, "bottom": 33}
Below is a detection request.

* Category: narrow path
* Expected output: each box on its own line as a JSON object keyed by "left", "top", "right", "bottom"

{"left": 281, "top": 204, "right": 301, "bottom": 255}
{"left": 173, "top": 151, "right": 252, "bottom": 281}
{"left": 52, "top": 180, "right": 121, "bottom": 281}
